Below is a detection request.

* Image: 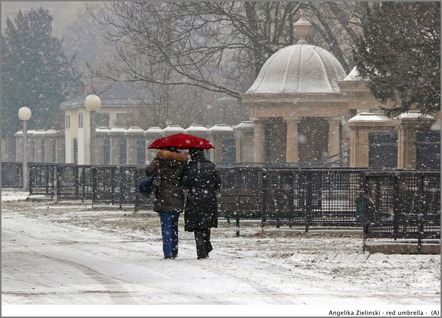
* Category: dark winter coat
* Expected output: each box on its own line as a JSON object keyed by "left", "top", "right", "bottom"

{"left": 182, "top": 157, "right": 221, "bottom": 231}
{"left": 145, "top": 150, "right": 187, "bottom": 213}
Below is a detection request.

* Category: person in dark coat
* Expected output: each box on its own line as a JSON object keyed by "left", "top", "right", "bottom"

{"left": 182, "top": 148, "right": 221, "bottom": 259}
{"left": 145, "top": 147, "right": 187, "bottom": 259}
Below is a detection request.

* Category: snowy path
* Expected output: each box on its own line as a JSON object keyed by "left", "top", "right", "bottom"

{"left": 1, "top": 192, "right": 440, "bottom": 316}
{"left": 2, "top": 209, "right": 345, "bottom": 306}
{"left": 3, "top": 211, "right": 285, "bottom": 305}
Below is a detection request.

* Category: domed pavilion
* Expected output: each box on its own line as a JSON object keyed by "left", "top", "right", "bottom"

{"left": 242, "top": 16, "right": 349, "bottom": 164}
{"left": 241, "top": 16, "right": 439, "bottom": 169}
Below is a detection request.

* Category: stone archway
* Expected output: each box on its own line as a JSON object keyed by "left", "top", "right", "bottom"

{"left": 298, "top": 117, "right": 329, "bottom": 163}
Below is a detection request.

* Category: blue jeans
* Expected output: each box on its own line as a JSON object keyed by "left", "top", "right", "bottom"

{"left": 159, "top": 212, "right": 180, "bottom": 258}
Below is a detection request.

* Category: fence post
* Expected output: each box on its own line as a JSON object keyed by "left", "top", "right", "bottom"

{"left": 119, "top": 166, "right": 124, "bottom": 209}
{"left": 362, "top": 173, "right": 369, "bottom": 253}
{"left": 28, "top": 165, "right": 33, "bottom": 195}
{"left": 305, "top": 171, "right": 313, "bottom": 232}
{"left": 392, "top": 175, "right": 401, "bottom": 239}
{"left": 134, "top": 169, "right": 140, "bottom": 212}
{"left": 111, "top": 168, "right": 116, "bottom": 205}
{"left": 81, "top": 167, "right": 86, "bottom": 203}
{"left": 275, "top": 173, "right": 281, "bottom": 229}
{"left": 260, "top": 169, "right": 265, "bottom": 229}
{"left": 44, "top": 165, "right": 49, "bottom": 196}
{"left": 50, "top": 165, "right": 55, "bottom": 199}
{"left": 418, "top": 215, "right": 424, "bottom": 253}
{"left": 417, "top": 173, "right": 425, "bottom": 253}
{"left": 287, "top": 172, "right": 295, "bottom": 227}
{"left": 92, "top": 167, "right": 97, "bottom": 205}
{"left": 74, "top": 166, "right": 79, "bottom": 199}
{"left": 56, "top": 165, "right": 61, "bottom": 200}
{"left": 234, "top": 182, "right": 240, "bottom": 233}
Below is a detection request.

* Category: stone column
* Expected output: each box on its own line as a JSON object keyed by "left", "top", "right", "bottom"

{"left": 45, "top": 129, "right": 58, "bottom": 163}
{"left": 209, "top": 124, "right": 234, "bottom": 163}
{"left": 109, "top": 127, "right": 126, "bottom": 165}
{"left": 4, "top": 134, "right": 16, "bottom": 162}
{"left": 54, "top": 130, "right": 65, "bottom": 163}
{"left": 125, "top": 126, "right": 145, "bottom": 165}
{"left": 95, "top": 127, "right": 110, "bottom": 165}
{"left": 185, "top": 124, "right": 210, "bottom": 140}
{"left": 144, "top": 127, "right": 163, "bottom": 163}
{"left": 285, "top": 118, "right": 299, "bottom": 162}
{"left": 34, "top": 130, "right": 45, "bottom": 162}
{"left": 64, "top": 112, "right": 72, "bottom": 164}
{"left": 162, "top": 125, "right": 185, "bottom": 137}
{"left": 396, "top": 111, "right": 435, "bottom": 169}
{"left": 341, "top": 116, "right": 352, "bottom": 153}
{"left": 15, "top": 131, "right": 23, "bottom": 162}
{"left": 347, "top": 112, "right": 393, "bottom": 168}
{"left": 233, "top": 121, "right": 254, "bottom": 163}
{"left": 26, "top": 130, "right": 37, "bottom": 162}
{"left": 186, "top": 124, "right": 211, "bottom": 160}
{"left": 252, "top": 118, "right": 266, "bottom": 162}
{"left": 327, "top": 118, "right": 341, "bottom": 158}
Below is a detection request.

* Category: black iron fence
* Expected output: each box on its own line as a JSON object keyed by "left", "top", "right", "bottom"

{"left": 217, "top": 167, "right": 366, "bottom": 233}
{"left": 262, "top": 169, "right": 362, "bottom": 230}
{"left": 362, "top": 171, "right": 440, "bottom": 251}
{"left": 27, "top": 163, "right": 148, "bottom": 208}
{"left": 218, "top": 166, "right": 440, "bottom": 243}
{"left": 2, "top": 162, "right": 440, "bottom": 244}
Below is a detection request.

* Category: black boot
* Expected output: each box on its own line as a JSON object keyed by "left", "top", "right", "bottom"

{"left": 194, "top": 230, "right": 208, "bottom": 259}
{"left": 203, "top": 229, "right": 213, "bottom": 254}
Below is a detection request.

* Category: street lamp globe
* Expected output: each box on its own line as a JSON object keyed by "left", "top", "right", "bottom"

{"left": 18, "top": 106, "right": 32, "bottom": 191}
{"left": 18, "top": 107, "right": 32, "bottom": 121}
{"left": 85, "top": 94, "right": 101, "bottom": 112}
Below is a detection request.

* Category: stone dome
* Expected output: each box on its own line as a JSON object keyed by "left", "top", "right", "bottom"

{"left": 245, "top": 17, "right": 347, "bottom": 95}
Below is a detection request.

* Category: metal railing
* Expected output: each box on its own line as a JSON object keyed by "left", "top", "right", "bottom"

{"left": 3, "top": 162, "right": 440, "bottom": 244}
{"left": 27, "top": 164, "right": 149, "bottom": 208}
{"left": 362, "top": 171, "right": 440, "bottom": 251}
{"left": 217, "top": 166, "right": 440, "bottom": 240}
{"left": 217, "top": 167, "right": 366, "bottom": 234}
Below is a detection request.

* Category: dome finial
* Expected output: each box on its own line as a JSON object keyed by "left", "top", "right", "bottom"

{"left": 294, "top": 14, "right": 311, "bottom": 44}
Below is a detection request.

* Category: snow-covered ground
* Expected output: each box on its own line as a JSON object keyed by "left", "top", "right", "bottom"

{"left": 1, "top": 189, "right": 440, "bottom": 317}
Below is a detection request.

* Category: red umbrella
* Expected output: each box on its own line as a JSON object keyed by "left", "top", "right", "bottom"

{"left": 148, "top": 133, "right": 214, "bottom": 149}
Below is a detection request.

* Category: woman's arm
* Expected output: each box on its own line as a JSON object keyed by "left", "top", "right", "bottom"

{"left": 145, "top": 157, "right": 159, "bottom": 177}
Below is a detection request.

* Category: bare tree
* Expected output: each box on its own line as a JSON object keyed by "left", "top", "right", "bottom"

{"left": 87, "top": 2, "right": 363, "bottom": 95}
{"left": 83, "top": 2, "right": 364, "bottom": 128}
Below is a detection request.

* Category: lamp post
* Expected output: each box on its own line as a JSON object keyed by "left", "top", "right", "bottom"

{"left": 18, "top": 107, "right": 32, "bottom": 191}
{"left": 85, "top": 94, "right": 101, "bottom": 165}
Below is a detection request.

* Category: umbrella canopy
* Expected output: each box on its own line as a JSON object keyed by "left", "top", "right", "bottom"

{"left": 148, "top": 133, "right": 214, "bottom": 149}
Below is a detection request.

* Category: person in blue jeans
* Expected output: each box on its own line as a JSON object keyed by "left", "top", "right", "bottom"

{"left": 145, "top": 147, "right": 187, "bottom": 259}
{"left": 159, "top": 212, "right": 180, "bottom": 257}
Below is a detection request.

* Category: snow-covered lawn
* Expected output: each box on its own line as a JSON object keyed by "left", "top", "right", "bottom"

{"left": 1, "top": 189, "right": 440, "bottom": 317}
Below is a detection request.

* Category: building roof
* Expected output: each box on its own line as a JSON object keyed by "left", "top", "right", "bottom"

{"left": 245, "top": 44, "right": 346, "bottom": 95}
{"left": 348, "top": 112, "right": 392, "bottom": 123}
{"left": 60, "top": 82, "right": 152, "bottom": 110}
{"left": 395, "top": 110, "right": 435, "bottom": 121}
{"left": 245, "top": 16, "right": 346, "bottom": 95}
